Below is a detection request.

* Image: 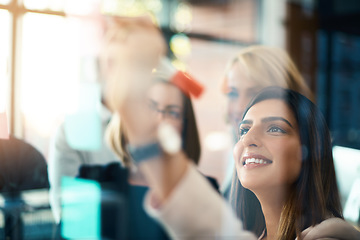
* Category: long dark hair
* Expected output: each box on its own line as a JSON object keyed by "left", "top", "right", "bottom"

{"left": 182, "top": 93, "right": 201, "bottom": 164}
{"left": 229, "top": 87, "right": 343, "bottom": 239}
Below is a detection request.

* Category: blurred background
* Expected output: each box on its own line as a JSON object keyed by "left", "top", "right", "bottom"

{"left": 0, "top": 0, "right": 360, "bottom": 237}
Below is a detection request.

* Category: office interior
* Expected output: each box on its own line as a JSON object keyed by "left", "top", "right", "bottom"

{"left": 0, "top": 0, "right": 360, "bottom": 239}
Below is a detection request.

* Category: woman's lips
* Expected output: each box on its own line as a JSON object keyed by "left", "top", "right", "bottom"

{"left": 241, "top": 154, "right": 273, "bottom": 168}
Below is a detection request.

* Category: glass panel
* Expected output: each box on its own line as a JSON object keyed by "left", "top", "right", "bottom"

{"left": 21, "top": 13, "right": 85, "bottom": 157}
{"left": 0, "top": 10, "right": 10, "bottom": 121}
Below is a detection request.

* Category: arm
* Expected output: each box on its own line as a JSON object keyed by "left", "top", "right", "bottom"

{"left": 143, "top": 162, "right": 257, "bottom": 240}
{"left": 121, "top": 105, "right": 256, "bottom": 239}
{"left": 103, "top": 16, "right": 256, "bottom": 239}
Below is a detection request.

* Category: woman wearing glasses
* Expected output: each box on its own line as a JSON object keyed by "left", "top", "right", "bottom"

{"left": 105, "top": 65, "right": 205, "bottom": 240}
{"left": 106, "top": 61, "right": 201, "bottom": 170}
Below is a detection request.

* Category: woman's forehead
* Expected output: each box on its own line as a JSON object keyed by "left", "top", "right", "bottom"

{"left": 243, "top": 99, "right": 295, "bottom": 123}
{"left": 227, "top": 63, "right": 271, "bottom": 90}
{"left": 148, "top": 82, "right": 184, "bottom": 105}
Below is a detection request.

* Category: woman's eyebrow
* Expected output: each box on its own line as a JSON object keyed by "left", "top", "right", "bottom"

{"left": 148, "top": 99, "right": 158, "bottom": 106}
{"left": 165, "top": 105, "right": 182, "bottom": 109}
{"left": 238, "top": 119, "right": 252, "bottom": 126}
{"left": 261, "top": 116, "right": 293, "bottom": 128}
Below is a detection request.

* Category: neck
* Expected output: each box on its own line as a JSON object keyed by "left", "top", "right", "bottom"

{"left": 254, "top": 187, "right": 288, "bottom": 240}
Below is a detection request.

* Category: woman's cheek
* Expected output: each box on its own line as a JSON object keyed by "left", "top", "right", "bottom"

{"left": 233, "top": 140, "right": 243, "bottom": 168}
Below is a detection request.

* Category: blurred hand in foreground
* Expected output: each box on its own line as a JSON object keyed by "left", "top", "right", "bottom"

{"left": 102, "top": 16, "right": 167, "bottom": 144}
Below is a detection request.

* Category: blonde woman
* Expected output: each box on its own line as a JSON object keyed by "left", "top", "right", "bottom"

{"left": 222, "top": 46, "right": 313, "bottom": 134}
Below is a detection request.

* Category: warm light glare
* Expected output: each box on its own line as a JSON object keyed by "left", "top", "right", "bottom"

{"left": 144, "top": 0, "right": 162, "bottom": 13}
{"left": 0, "top": 10, "right": 10, "bottom": 113}
{"left": 171, "top": 59, "right": 187, "bottom": 72}
{"left": 173, "top": 2, "right": 192, "bottom": 32}
{"left": 102, "top": 0, "right": 162, "bottom": 19}
{"left": 101, "top": 0, "right": 118, "bottom": 14}
{"left": 23, "top": 0, "right": 49, "bottom": 10}
{"left": 48, "top": 0, "right": 65, "bottom": 12}
{"left": 21, "top": 13, "right": 80, "bottom": 136}
{"left": 65, "top": 0, "right": 99, "bottom": 16}
{"left": 170, "top": 34, "right": 192, "bottom": 57}
{"left": 204, "top": 131, "right": 231, "bottom": 151}
{"left": 0, "top": 0, "right": 11, "bottom": 5}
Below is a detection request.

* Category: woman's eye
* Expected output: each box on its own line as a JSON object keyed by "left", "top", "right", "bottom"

{"left": 239, "top": 127, "right": 249, "bottom": 137}
{"left": 267, "top": 126, "right": 286, "bottom": 134}
{"left": 227, "top": 91, "right": 239, "bottom": 99}
{"left": 168, "top": 110, "right": 181, "bottom": 120}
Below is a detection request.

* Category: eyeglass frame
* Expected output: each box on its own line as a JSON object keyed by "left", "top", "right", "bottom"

{"left": 147, "top": 99, "right": 184, "bottom": 121}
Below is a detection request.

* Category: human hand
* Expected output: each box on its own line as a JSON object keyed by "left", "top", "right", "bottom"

{"left": 102, "top": 16, "right": 166, "bottom": 144}
{"left": 102, "top": 16, "right": 166, "bottom": 110}
{"left": 102, "top": 18, "right": 190, "bottom": 202}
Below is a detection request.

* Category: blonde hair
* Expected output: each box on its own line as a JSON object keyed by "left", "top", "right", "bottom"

{"left": 221, "top": 45, "right": 314, "bottom": 101}
{"left": 105, "top": 113, "right": 131, "bottom": 167}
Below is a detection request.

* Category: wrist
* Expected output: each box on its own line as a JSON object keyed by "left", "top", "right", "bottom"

{"left": 127, "top": 141, "right": 162, "bottom": 165}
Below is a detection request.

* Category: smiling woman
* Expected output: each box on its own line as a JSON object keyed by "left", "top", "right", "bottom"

{"left": 147, "top": 81, "right": 185, "bottom": 132}
{"left": 236, "top": 99, "right": 302, "bottom": 190}
{"left": 230, "top": 86, "right": 360, "bottom": 239}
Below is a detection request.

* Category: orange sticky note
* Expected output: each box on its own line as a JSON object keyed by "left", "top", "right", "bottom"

{"left": 171, "top": 71, "right": 204, "bottom": 98}
{"left": 0, "top": 112, "right": 9, "bottom": 139}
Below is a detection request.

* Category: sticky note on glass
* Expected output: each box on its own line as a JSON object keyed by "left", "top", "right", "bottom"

{"left": 61, "top": 176, "right": 101, "bottom": 240}
{"left": 0, "top": 112, "right": 9, "bottom": 139}
{"left": 64, "top": 82, "right": 101, "bottom": 151}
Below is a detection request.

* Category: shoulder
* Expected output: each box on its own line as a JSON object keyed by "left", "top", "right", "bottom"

{"left": 300, "top": 218, "right": 360, "bottom": 240}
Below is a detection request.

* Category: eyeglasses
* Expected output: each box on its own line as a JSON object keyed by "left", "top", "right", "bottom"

{"left": 148, "top": 100, "right": 183, "bottom": 121}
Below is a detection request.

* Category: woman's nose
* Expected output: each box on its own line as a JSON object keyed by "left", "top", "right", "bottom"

{"left": 155, "top": 110, "right": 166, "bottom": 122}
{"left": 241, "top": 128, "right": 260, "bottom": 147}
